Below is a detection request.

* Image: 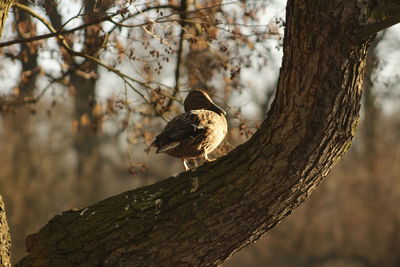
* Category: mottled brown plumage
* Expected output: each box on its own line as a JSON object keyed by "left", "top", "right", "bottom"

{"left": 151, "top": 90, "right": 228, "bottom": 171}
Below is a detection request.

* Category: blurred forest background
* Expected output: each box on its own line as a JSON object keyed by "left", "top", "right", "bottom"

{"left": 0, "top": 0, "right": 399, "bottom": 266}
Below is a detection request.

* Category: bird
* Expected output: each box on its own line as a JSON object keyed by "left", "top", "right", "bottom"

{"left": 151, "top": 89, "right": 228, "bottom": 171}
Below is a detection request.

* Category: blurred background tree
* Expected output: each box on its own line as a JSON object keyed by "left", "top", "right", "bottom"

{"left": 0, "top": 0, "right": 399, "bottom": 265}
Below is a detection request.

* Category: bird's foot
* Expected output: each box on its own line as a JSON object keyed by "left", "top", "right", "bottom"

{"left": 204, "top": 154, "right": 216, "bottom": 162}
{"left": 182, "top": 159, "right": 190, "bottom": 171}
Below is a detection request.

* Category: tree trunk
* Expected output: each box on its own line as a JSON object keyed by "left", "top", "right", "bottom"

{"left": 43, "top": 0, "right": 108, "bottom": 181}
{"left": 70, "top": 1, "right": 112, "bottom": 181}
{"left": 0, "top": 196, "right": 11, "bottom": 267}
{"left": 71, "top": 62, "right": 102, "bottom": 180}
{"left": 0, "top": 1, "right": 15, "bottom": 266}
{"left": 0, "top": 0, "right": 13, "bottom": 38}
{"left": 10, "top": 0, "right": 400, "bottom": 266}
{"left": 1, "top": 1, "right": 39, "bottom": 261}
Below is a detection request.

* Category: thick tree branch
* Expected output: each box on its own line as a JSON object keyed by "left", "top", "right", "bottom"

{"left": 358, "top": 14, "right": 400, "bottom": 40}
{"left": 0, "top": 1, "right": 15, "bottom": 265}
{"left": 0, "top": 196, "right": 11, "bottom": 267}
{"left": 0, "top": 0, "right": 396, "bottom": 266}
{"left": 357, "top": 0, "right": 400, "bottom": 40}
{"left": 15, "top": 1, "right": 396, "bottom": 266}
{"left": 0, "top": 0, "right": 13, "bottom": 38}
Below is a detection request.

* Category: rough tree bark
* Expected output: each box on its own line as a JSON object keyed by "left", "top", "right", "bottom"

{"left": 0, "top": 0, "right": 396, "bottom": 266}
{"left": 0, "top": 0, "right": 13, "bottom": 38}
{"left": 0, "top": 1, "right": 15, "bottom": 266}
{"left": 0, "top": 196, "right": 11, "bottom": 267}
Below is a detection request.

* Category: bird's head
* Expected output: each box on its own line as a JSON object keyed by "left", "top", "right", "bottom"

{"left": 184, "top": 90, "right": 226, "bottom": 115}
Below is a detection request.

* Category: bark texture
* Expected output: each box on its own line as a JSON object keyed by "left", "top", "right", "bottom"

{"left": 0, "top": 1, "right": 14, "bottom": 266}
{"left": 0, "top": 196, "right": 11, "bottom": 267}
{"left": 0, "top": 0, "right": 13, "bottom": 38}
{"left": 10, "top": 0, "right": 400, "bottom": 266}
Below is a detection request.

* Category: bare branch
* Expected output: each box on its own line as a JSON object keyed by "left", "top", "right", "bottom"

{"left": 0, "top": 70, "right": 71, "bottom": 111}
{"left": 163, "top": 0, "right": 187, "bottom": 110}
{"left": 7, "top": 2, "right": 173, "bottom": 120}
{"left": 174, "top": 0, "right": 187, "bottom": 94}
{"left": 0, "top": 4, "right": 178, "bottom": 48}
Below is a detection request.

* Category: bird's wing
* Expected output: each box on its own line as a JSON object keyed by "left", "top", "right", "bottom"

{"left": 153, "top": 112, "right": 206, "bottom": 153}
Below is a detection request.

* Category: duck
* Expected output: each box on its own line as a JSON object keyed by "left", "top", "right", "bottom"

{"left": 151, "top": 89, "right": 228, "bottom": 171}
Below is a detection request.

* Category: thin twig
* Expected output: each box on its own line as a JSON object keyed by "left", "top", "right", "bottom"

{"left": 0, "top": 70, "right": 70, "bottom": 109}
{"left": 122, "top": 78, "right": 168, "bottom": 122}
{"left": 11, "top": 2, "right": 173, "bottom": 118}
{"left": 162, "top": 0, "right": 187, "bottom": 111}
{"left": 0, "top": 4, "right": 178, "bottom": 48}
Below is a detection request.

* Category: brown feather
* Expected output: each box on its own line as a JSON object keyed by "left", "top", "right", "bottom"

{"left": 151, "top": 90, "right": 228, "bottom": 170}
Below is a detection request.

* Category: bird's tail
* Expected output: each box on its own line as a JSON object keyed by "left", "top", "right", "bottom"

{"left": 145, "top": 140, "right": 157, "bottom": 154}
{"left": 149, "top": 137, "right": 179, "bottom": 153}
